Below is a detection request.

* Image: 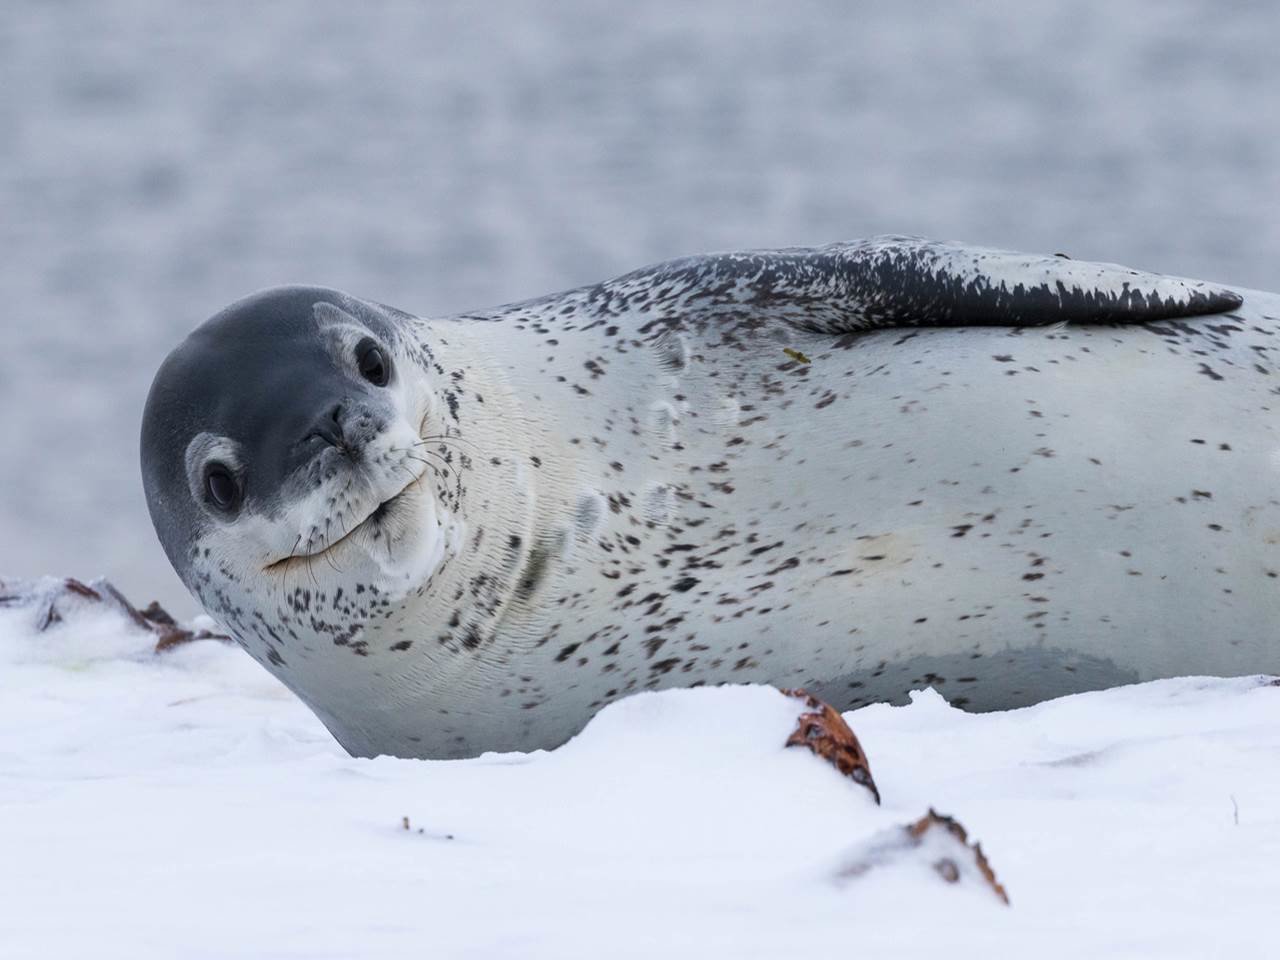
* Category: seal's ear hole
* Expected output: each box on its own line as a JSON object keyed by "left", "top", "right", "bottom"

{"left": 204, "top": 462, "right": 242, "bottom": 513}
{"left": 356, "top": 337, "right": 391, "bottom": 387}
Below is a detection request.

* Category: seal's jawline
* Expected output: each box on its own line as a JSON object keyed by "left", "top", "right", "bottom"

{"left": 264, "top": 481, "right": 416, "bottom": 574}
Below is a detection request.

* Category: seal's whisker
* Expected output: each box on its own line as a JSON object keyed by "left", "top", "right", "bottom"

{"left": 315, "top": 525, "right": 343, "bottom": 573}
{"left": 385, "top": 449, "right": 451, "bottom": 491}
{"left": 409, "top": 459, "right": 452, "bottom": 499}
{"left": 404, "top": 449, "right": 457, "bottom": 483}
{"left": 322, "top": 549, "right": 342, "bottom": 574}
{"left": 414, "top": 437, "right": 475, "bottom": 462}
{"left": 280, "top": 532, "right": 303, "bottom": 600}
{"left": 304, "top": 549, "right": 319, "bottom": 589}
{"left": 418, "top": 432, "right": 479, "bottom": 452}
{"left": 411, "top": 438, "right": 463, "bottom": 456}
{"left": 392, "top": 459, "right": 423, "bottom": 491}
{"left": 324, "top": 508, "right": 356, "bottom": 573}
{"left": 404, "top": 453, "right": 440, "bottom": 475}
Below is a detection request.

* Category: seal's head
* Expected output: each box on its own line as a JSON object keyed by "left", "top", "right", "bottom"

{"left": 140, "top": 286, "right": 452, "bottom": 621}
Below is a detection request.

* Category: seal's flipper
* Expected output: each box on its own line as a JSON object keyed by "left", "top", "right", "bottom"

{"left": 572, "top": 236, "right": 1242, "bottom": 335}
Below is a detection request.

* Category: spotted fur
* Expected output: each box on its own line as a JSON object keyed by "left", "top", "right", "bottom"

{"left": 141, "top": 237, "right": 1278, "bottom": 759}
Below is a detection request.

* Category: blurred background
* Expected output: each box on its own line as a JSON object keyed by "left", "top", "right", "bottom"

{"left": 2, "top": 0, "right": 1277, "bottom": 615}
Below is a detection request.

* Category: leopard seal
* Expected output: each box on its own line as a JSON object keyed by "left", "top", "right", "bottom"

{"left": 140, "top": 236, "right": 1278, "bottom": 759}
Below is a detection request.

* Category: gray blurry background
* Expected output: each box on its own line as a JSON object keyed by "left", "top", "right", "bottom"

{"left": 2, "top": 1, "right": 1277, "bottom": 615}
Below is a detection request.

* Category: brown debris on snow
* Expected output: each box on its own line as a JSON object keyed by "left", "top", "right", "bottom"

{"left": 836, "top": 807, "right": 1010, "bottom": 905}
{"left": 782, "top": 688, "right": 880, "bottom": 804}
{"left": 0, "top": 576, "right": 229, "bottom": 653}
{"left": 907, "top": 809, "right": 1010, "bottom": 904}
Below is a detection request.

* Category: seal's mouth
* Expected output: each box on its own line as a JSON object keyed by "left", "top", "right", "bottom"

{"left": 264, "top": 481, "right": 416, "bottom": 574}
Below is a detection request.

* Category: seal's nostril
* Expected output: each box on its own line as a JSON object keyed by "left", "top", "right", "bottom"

{"left": 307, "top": 404, "right": 346, "bottom": 449}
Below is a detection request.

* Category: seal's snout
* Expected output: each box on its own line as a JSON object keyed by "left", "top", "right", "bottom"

{"left": 307, "top": 403, "right": 347, "bottom": 451}
{"left": 300, "top": 401, "right": 384, "bottom": 465}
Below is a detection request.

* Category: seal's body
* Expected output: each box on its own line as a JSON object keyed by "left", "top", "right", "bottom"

{"left": 141, "top": 238, "right": 1277, "bottom": 758}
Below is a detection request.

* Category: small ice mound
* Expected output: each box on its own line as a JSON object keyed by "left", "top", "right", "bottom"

{"left": 553, "top": 683, "right": 813, "bottom": 769}
{"left": 557, "top": 684, "right": 883, "bottom": 802}
{"left": 848, "top": 685, "right": 973, "bottom": 738}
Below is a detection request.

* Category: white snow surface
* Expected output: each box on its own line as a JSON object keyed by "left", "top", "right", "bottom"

{"left": 2, "top": 586, "right": 1276, "bottom": 959}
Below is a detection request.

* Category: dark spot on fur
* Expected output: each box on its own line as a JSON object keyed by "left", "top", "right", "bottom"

{"left": 516, "top": 544, "right": 553, "bottom": 600}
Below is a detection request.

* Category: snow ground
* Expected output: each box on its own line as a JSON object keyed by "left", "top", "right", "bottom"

{"left": 2, "top": 582, "right": 1276, "bottom": 959}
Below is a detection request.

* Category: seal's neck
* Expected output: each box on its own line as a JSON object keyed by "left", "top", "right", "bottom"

{"left": 402, "top": 316, "right": 568, "bottom": 669}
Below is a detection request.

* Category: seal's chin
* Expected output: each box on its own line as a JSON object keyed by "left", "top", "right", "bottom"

{"left": 264, "top": 480, "right": 417, "bottom": 575}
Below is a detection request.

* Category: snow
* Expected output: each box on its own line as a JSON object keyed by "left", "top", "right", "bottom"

{"left": 2, "top": 583, "right": 1276, "bottom": 958}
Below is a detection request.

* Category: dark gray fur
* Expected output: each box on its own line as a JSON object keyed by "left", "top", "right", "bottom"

{"left": 141, "top": 287, "right": 405, "bottom": 581}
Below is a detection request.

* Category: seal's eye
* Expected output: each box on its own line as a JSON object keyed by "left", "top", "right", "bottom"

{"left": 356, "top": 338, "right": 391, "bottom": 387}
{"left": 205, "top": 463, "right": 241, "bottom": 512}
